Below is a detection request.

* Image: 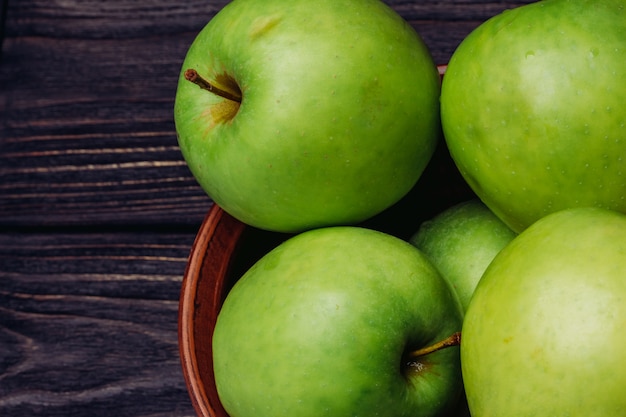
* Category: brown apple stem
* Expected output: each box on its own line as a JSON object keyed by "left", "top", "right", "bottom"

{"left": 408, "top": 332, "right": 461, "bottom": 359}
{"left": 184, "top": 69, "right": 242, "bottom": 103}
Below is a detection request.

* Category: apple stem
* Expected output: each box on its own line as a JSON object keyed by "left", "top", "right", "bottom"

{"left": 408, "top": 332, "right": 461, "bottom": 359}
{"left": 184, "top": 69, "right": 242, "bottom": 103}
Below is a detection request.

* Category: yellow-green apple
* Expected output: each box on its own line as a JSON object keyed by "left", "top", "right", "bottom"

{"left": 461, "top": 207, "right": 626, "bottom": 416}
{"left": 213, "top": 226, "right": 463, "bottom": 417}
{"left": 440, "top": 0, "right": 626, "bottom": 233}
{"left": 409, "top": 199, "right": 516, "bottom": 314}
{"left": 174, "top": 0, "right": 442, "bottom": 233}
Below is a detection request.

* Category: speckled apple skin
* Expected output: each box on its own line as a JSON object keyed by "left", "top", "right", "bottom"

{"left": 410, "top": 199, "right": 516, "bottom": 315}
{"left": 174, "top": 0, "right": 441, "bottom": 233}
{"left": 462, "top": 207, "right": 626, "bottom": 417}
{"left": 441, "top": 0, "right": 626, "bottom": 233}
{"left": 213, "top": 227, "right": 463, "bottom": 417}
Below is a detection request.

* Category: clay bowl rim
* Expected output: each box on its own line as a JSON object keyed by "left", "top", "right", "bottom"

{"left": 178, "top": 204, "right": 246, "bottom": 417}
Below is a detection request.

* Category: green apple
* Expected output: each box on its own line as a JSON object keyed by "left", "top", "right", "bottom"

{"left": 174, "top": 0, "right": 441, "bottom": 233}
{"left": 440, "top": 0, "right": 626, "bottom": 233}
{"left": 213, "top": 226, "right": 463, "bottom": 417}
{"left": 461, "top": 207, "right": 626, "bottom": 416}
{"left": 409, "top": 199, "right": 517, "bottom": 315}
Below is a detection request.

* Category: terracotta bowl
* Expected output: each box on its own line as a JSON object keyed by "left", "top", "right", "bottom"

{"left": 178, "top": 205, "right": 239, "bottom": 417}
{"left": 178, "top": 64, "right": 472, "bottom": 417}
{"left": 178, "top": 204, "right": 289, "bottom": 417}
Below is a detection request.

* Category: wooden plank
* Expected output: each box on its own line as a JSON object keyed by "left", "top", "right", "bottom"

{"left": 0, "top": 231, "right": 198, "bottom": 416}
{"left": 0, "top": 0, "right": 533, "bottom": 229}
{"left": 0, "top": 31, "right": 213, "bottom": 228}
{"left": 0, "top": 0, "right": 221, "bottom": 228}
{"left": 3, "top": 0, "right": 229, "bottom": 39}
{"left": 0, "top": 0, "right": 7, "bottom": 61}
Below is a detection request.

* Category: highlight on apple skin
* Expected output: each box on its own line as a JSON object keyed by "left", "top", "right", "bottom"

{"left": 212, "top": 226, "right": 464, "bottom": 417}
{"left": 461, "top": 207, "right": 626, "bottom": 417}
{"left": 174, "top": 0, "right": 443, "bottom": 233}
{"left": 441, "top": 0, "right": 626, "bottom": 233}
{"left": 410, "top": 199, "right": 517, "bottom": 315}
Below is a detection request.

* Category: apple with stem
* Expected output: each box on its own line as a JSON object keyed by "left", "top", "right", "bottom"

{"left": 174, "top": 0, "right": 442, "bottom": 233}
{"left": 212, "top": 226, "right": 463, "bottom": 417}
{"left": 440, "top": 0, "right": 626, "bottom": 233}
{"left": 462, "top": 207, "right": 626, "bottom": 416}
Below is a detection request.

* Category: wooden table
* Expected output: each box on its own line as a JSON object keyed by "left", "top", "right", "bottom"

{"left": 0, "top": 1, "right": 531, "bottom": 415}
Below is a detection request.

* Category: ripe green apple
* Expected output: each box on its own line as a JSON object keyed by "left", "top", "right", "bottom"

{"left": 409, "top": 199, "right": 517, "bottom": 315}
{"left": 213, "top": 226, "right": 463, "bottom": 417}
{"left": 440, "top": 0, "right": 626, "bottom": 233}
{"left": 174, "top": 0, "right": 442, "bottom": 233}
{"left": 461, "top": 207, "right": 626, "bottom": 416}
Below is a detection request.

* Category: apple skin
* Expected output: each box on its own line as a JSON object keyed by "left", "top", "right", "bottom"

{"left": 440, "top": 0, "right": 626, "bottom": 233}
{"left": 409, "top": 199, "right": 517, "bottom": 315}
{"left": 174, "top": 0, "right": 441, "bottom": 233}
{"left": 461, "top": 207, "right": 626, "bottom": 416}
{"left": 212, "top": 226, "right": 463, "bottom": 417}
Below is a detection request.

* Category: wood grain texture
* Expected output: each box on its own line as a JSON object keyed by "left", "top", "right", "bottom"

{"left": 3, "top": 0, "right": 230, "bottom": 39}
{"left": 0, "top": 1, "right": 534, "bottom": 416}
{"left": 0, "top": 231, "right": 198, "bottom": 416}
{"left": 0, "top": 0, "right": 7, "bottom": 61}
{"left": 0, "top": 0, "right": 228, "bottom": 228}
{"left": 0, "top": 31, "right": 213, "bottom": 228}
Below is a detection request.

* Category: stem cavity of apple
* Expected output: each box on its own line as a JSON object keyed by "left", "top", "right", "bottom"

{"left": 184, "top": 69, "right": 242, "bottom": 103}
{"left": 402, "top": 332, "right": 461, "bottom": 378}
{"left": 409, "top": 332, "right": 461, "bottom": 360}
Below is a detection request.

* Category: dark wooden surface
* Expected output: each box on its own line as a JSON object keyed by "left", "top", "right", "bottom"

{"left": 0, "top": 1, "right": 532, "bottom": 416}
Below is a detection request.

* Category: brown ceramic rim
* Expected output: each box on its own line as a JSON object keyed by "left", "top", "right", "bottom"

{"left": 178, "top": 204, "right": 245, "bottom": 417}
